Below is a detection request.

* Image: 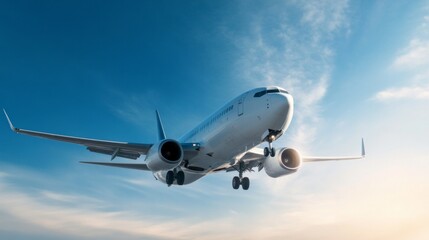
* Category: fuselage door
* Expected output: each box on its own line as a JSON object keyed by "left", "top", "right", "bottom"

{"left": 237, "top": 93, "right": 247, "bottom": 116}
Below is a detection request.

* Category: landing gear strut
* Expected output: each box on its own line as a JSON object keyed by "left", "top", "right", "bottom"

{"left": 232, "top": 161, "right": 250, "bottom": 190}
{"left": 166, "top": 169, "right": 185, "bottom": 186}
{"left": 264, "top": 135, "right": 276, "bottom": 157}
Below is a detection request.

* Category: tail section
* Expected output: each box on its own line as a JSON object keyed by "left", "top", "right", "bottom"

{"left": 156, "top": 110, "right": 166, "bottom": 141}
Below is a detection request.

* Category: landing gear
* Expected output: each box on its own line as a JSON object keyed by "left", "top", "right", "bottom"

{"left": 264, "top": 147, "right": 269, "bottom": 157}
{"left": 166, "top": 170, "right": 175, "bottom": 186}
{"left": 241, "top": 177, "right": 250, "bottom": 190}
{"left": 232, "top": 176, "right": 240, "bottom": 189}
{"left": 166, "top": 170, "right": 185, "bottom": 186}
{"left": 263, "top": 141, "right": 276, "bottom": 157}
{"left": 176, "top": 171, "right": 185, "bottom": 185}
{"left": 231, "top": 162, "right": 251, "bottom": 190}
{"left": 263, "top": 131, "right": 280, "bottom": 157}
{"left": 231, "top": 176, "right": 250, "bottom": 190}
{"left": 270, "top": 148, "right": 275, "bottom": 157}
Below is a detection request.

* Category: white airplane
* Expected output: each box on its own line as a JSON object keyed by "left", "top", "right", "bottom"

{"left": 3, "top": 86, "right": 365, "bottom": 190}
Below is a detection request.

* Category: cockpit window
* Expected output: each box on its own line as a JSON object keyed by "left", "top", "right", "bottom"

{"left": 253, "top": 90, "right": 267, "bottom": 97}
{"left": 266, "top": 89, "right": 279, "bottom": 94}
{"left": 254, "top": 89, "right": 289, "bottom": 97}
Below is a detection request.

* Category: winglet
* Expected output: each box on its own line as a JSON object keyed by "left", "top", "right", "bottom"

{"left": 361, "top": 138, "right": 366, "bottom": 157}
{"left": 3, "top": 109, "right": 18, "bottom": 132}
{"left": 156, "top": 110, "right": 166, "bottom": 141}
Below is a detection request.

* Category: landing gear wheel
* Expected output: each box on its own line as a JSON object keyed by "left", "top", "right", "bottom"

{"left": 270, "top": 148, "right": 276, "bottom": 157}
{"left": 166, "top": 171, "right": 174, "bottom": 186}
{"left": 176, "top": 171, "right": 185, "bottom": 185}
{"left": 264, "top": 147, "right": 270, "bottom": 157}
{"left": 232, "top": 176, "right": 240, "bottom": 190}
{"left": 241, "top": 177, "right": 250, "bottom": 190}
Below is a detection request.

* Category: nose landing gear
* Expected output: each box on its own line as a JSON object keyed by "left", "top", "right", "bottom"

{"left": 264, "top": 134, "right": 276, "bottom": 157}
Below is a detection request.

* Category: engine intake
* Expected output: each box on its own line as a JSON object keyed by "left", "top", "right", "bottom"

{"left": 146, "top": 139, "right": 183, "bottom": 172}
{"left": 160, "top": 140, "right": 182, "bottom": 162}
{"left": 264, "top": 148, "right": 302, "bottom": 178}
{"left": 280, "top": 148, "right": 301, "bottom": 170}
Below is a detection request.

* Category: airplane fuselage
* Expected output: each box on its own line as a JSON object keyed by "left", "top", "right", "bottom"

{"left": 154, "top": 87, "right": 294, "bottom": 185}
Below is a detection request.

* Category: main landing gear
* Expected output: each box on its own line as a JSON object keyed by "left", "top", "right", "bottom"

{"left": 166, "top": 169, "right": 185, "bottom": 186}
{"left": 232, "top": 161, "right": 250, "bottom": 190}
{"left": 263, "top": 134, "right": 276, "bottom": 157}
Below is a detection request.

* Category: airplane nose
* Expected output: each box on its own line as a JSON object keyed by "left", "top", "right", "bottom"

{"left": 269, "top": 92, "right": 294, "bottom": 130}
{"left": 286, "top": 93, "right": 294, "bottom": 110}
{"left": 271, "top": 92, "right": 293, "bottom": 110}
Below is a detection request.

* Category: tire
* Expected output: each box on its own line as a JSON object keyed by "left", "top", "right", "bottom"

{"left": 264, "top": 147, "right": 270, "bottom": 157}
{"left": 166, "top": 171, "right": 175, "bottom": 186}
{"left": 232, "top": 176, "right": 240, "bottom": 190}
{"left": 241, "top": 177, "right": 250, "bottom": 190}
{"left": 176, "top": 171, "right": 185, "bottom": 185}
{"left": 270, "top": 148, "right": 276, "bottom": 157}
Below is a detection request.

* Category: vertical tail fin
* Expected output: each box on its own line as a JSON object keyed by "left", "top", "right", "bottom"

{"left": 156, "top": 110, "right": 166, "bottom": 141}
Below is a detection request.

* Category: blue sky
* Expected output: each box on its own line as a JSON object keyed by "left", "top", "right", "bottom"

{"left": 1, "top": 1, "right": 429, "bottom": 239}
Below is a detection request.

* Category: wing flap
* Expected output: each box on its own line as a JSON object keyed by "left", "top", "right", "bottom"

{"left": 87, "top": 146, "right": 141, "bottom": 160}
{"left": 80, "top": 161, "right": 150, "bottom": 171}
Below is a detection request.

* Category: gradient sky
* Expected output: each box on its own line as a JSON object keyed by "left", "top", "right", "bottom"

{"left": 1, "top": 1, "right": 429, "bottom": 239}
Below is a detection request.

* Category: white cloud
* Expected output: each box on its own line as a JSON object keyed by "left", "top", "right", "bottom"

{"left": 393, "top": 39, "right": 429, "bottom": 70}
{"left": 378, "top": 13, "right": 429, "bottom": 101}
{"left": 226, "top": 0, "right": 349, "bottom": 151}
{"left": 299, "top": 0, "right": 350, "bottom": 40}
{"left": 375, "top": 86, "right": 429, "bottom": 100}
{"left": 393, "top": 12, "right": 429, "bottom": 70}
{"left": 40, "top": 191, "right": 102, "bottom": 204}
{"left": 3, "top": 158, "right": 429, "bottom": 240}
{"left": 0, "top": 170, "right": 240, "bottom": 240}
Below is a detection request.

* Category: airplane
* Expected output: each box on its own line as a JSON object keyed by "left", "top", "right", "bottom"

{"left": 3, "top": 86, "right": 365, "bottom": 190}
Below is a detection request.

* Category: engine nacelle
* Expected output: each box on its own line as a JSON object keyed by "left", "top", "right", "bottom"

{"left": 145, "top": 139, "right": 183, "bottom": 172}
{"left": 264, "top": 148, "right": 302, "bottom": 178}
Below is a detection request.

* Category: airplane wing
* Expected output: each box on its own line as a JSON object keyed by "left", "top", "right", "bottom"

{"left": 80, "top": 161, "right": 150, "bottom": 170}
{"left": 302, "top": 138, "right": 365, "bottom": 162}
{"left": 222, "top": 139, "right": 365, "bottom": 172}
{"left": 3, "top": 110, "right": 199, "bottom": 161}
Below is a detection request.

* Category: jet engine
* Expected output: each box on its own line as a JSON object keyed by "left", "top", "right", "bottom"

{"left": 264, "top": 148, "right": 302, "bottom": 178}
{"left": 145, "top": 139, "right": 183, "bottom": 172}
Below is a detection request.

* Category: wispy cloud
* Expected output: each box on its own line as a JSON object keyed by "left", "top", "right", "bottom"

{"left": 375, "top": 86, "right": 429, "bottom": 100}
{"left": 392, "top": 12, "right": 429, "bottom": 70}
{"left": 40, "top": 191, "right": 102, "bottom": 204}
{"left": 376, "top": 12, "right": 429, "bottom": 101}
{"left": 299, "top": 0, "right": 350, "bottom": 39}
{"left": 392, "top": 39, "right": 429, "bottom": 70}
{"left": 108, "top": 90, "right": 158, "bottom": 130}
{"left": 224, "top": 0, "right": 349, "bottom": 151}
{"left": 3, "top": 158, "right": 429, "bottom": 240}
{"left": 0, "top": 167, "right": 241, "bottom": 240}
